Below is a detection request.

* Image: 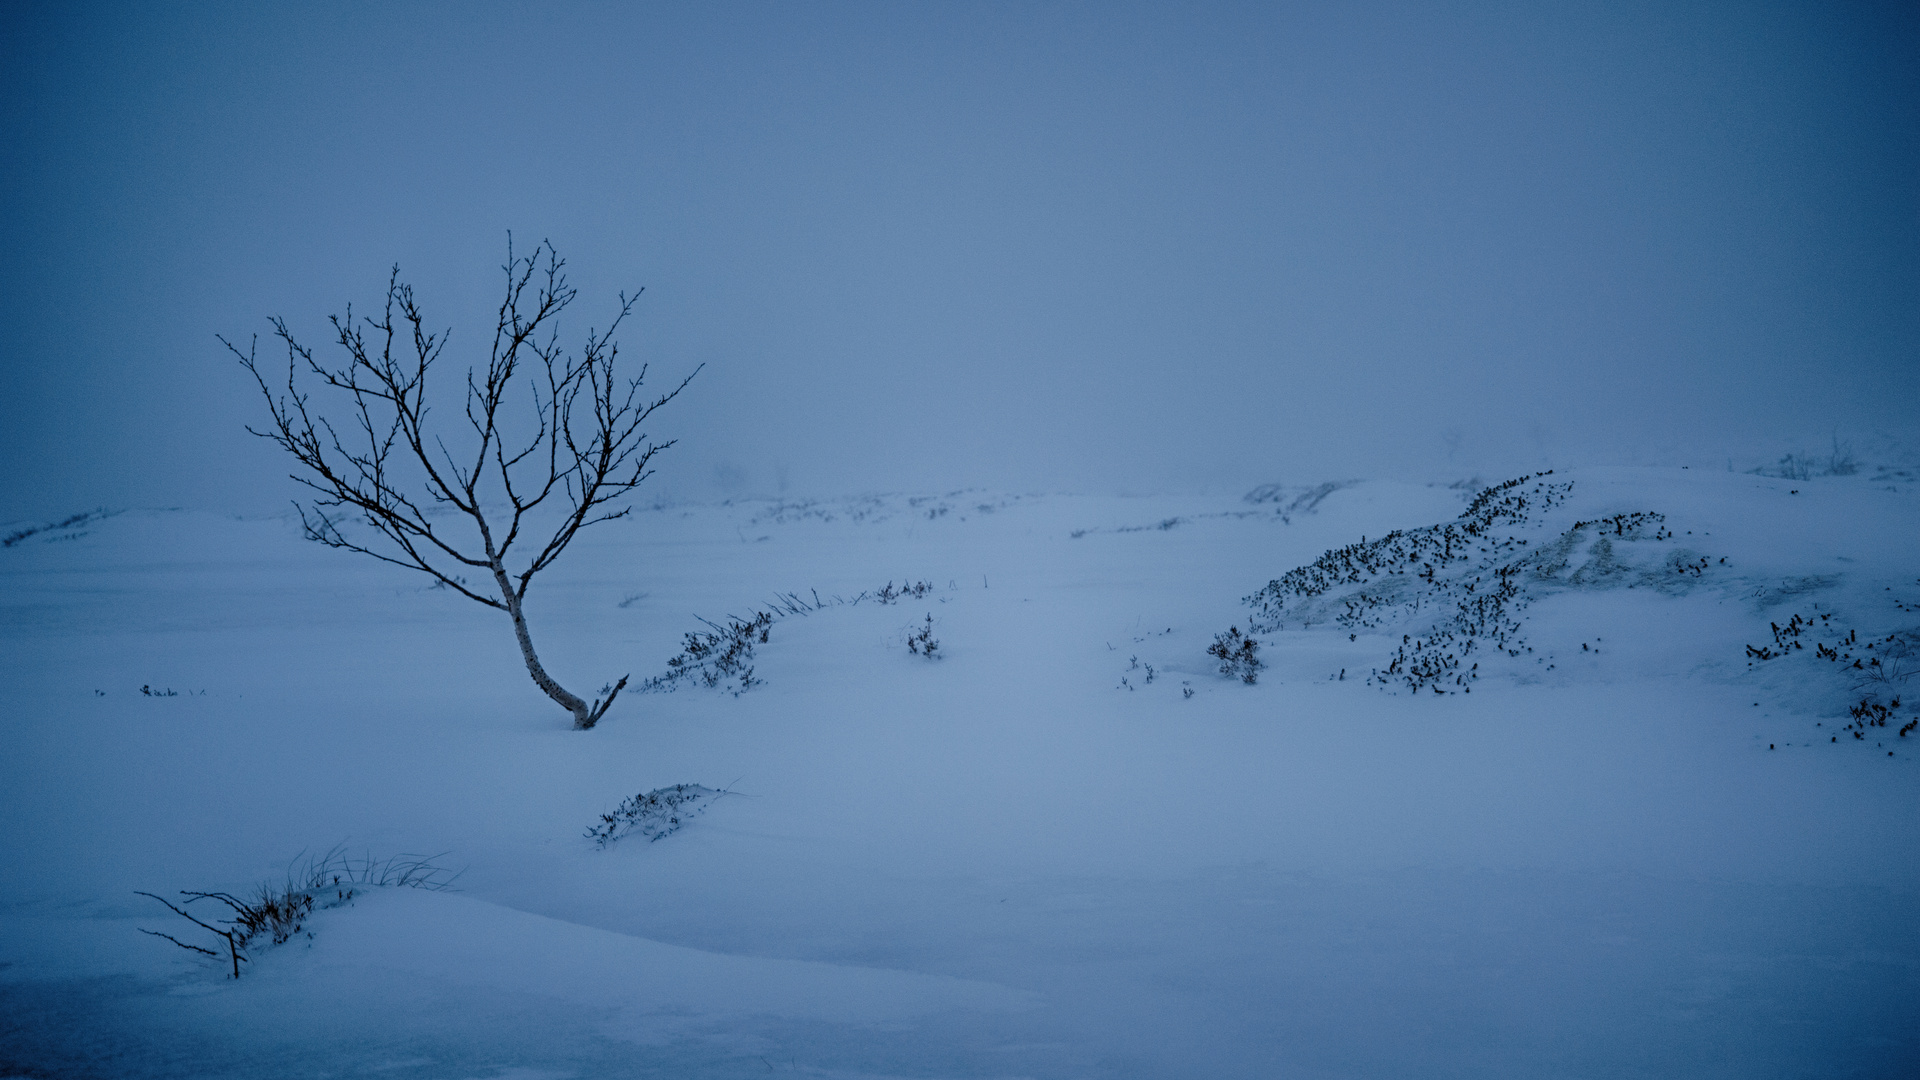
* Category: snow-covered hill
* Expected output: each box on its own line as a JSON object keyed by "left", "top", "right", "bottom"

{"left": 2, "top": 466, "right": 1916, "bottom": 1077}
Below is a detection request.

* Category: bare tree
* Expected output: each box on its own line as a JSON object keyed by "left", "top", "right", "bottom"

{"left": 226, "top": 239, "right": 696, "bottom": 729}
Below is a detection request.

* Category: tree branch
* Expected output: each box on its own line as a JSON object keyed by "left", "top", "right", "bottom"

{"left": 229, "top": 237, "right": 692, "bottom": 728}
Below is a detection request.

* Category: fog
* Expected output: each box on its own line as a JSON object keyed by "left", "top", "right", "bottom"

{"left": 3, "top": 0, "right": 1914, "bottom": 520}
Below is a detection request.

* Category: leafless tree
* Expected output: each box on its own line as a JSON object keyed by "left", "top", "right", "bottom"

{"left": 225, "top": 239, "right": 696, "bottom": 729}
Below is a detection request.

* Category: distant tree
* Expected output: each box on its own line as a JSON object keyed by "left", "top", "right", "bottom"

{"left": 225, "top": 239, "right": 696, "bottom": 729}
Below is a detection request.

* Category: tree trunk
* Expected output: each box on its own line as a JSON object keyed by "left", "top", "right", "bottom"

{"left": 489, "top": 557, "right": 622, "bottom": 729}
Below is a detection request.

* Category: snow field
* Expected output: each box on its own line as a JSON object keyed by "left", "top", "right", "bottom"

{"left": 2, "top": 466, "right": 1916, "bottom": 1077}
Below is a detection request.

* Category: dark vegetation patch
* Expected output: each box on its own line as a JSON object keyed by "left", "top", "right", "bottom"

{"left": 1075, "top": 481, "right": 1353, "bottom": 539}
{"left": 1207, "top": 628, "right": 1262, "bottom": 685}
{"left": 906, "top": 613, "right": 940, "bottom": 658}
{"left": 747, "top": 492, "right": 1031, "bottom": 527}
{"left": 2, "top": 509, "right": 120, "bottom": 548}
{"left": 587, "top": 784, "right": 725, "bottom": 848}
{"left": 1745, "top": 611, "right": 1917, "bottom": 745}
{"left": 1224, "top": 473, "right": 1719, "bottom": 694}
{"left": 641, "top": 612, "right": 773, "bottom": 695}
{"left": 137, "top": 849, "right": 456, "bottom": 978}
{"left": 1243, "top": 480, "right": 1352, "bottom": 520}
{"left": 1073, "top": 511, "right": 1271, "bottom": 539}
{"left": 138, "top": 685, "right": 212, "bottom": 698}
{"left": 1111, "top": 517, "right": 1184, "bottom": 534}
{"left": 640, "top": 580, "right": 943, "bottom": 694}
{"left": 1750, "top": 438, "right": 1859, "bottom": 480}
{"left": 1118, "top": 652, "right": 1160, "bottom": 691}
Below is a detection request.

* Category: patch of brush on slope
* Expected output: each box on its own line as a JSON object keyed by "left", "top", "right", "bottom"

{"left": 1071, "top": 481, "right": 1354, "bottom": 539}
{"left": 638, "top": 580, "right": 941, "bottom": 695}
{"left": 747, "top": 491, "right": 1034, "bottom": 527}
{"left": 1743, "top": 611, "right": 1919, "bottom": 746}
{"left": 1, "top": 508, "right": 121, "bottom": 548}
{"left": 1238, "top": 473, "right": 1720, "bottom": 694}
{"left": 1242, "top": 479, "right": 1354, "bottom": 522}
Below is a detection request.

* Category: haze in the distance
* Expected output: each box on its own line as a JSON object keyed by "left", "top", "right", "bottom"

{"left": 2, "top": 0, "right": 1913, "bottom": 520}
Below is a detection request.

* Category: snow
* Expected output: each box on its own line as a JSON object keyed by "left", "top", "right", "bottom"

{"left": 2, "top": 466, "right": 1917, "bottom": 1077}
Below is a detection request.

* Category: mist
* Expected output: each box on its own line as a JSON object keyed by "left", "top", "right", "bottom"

{"left": 3, "top": 0, "right": 1914, "bottom": 520}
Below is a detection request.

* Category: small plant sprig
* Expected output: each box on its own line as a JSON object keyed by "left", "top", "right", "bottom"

{"left": 907, "top": 613, "right": 940, "bottom": 658}
{"left": 1119, "top": 654, "right": 1156, "bottom": 690}
{"left": 1208, "top": 627, "right": 1262, "bottom": 684}
{"left": 876, "top": 580, "right": 934, "bottom": 604}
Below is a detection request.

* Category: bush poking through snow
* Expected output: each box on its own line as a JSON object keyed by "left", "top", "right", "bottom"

{"left": 642, "top": 578, "right": 946, "bottom": 693}
{"left": 136, "top": 848, "right": 456, "bottom": 978}
{"left": 302, "top": 846, "right": 461, "bottom": 892}
{"left": 1846, "top": 697, "right": 1905, "bottom": 739}
{"left": 135, "top": 888, "right": 312, "bottom": 979}
{"left": 1209, "top": 627, "right": 1262, "bottom": 684}
{"left": 876, "top": 580, "right": 933, "bottom": 604}
{"left": 907, "top": 614, "right": 940, "bottom": 658}
{"left": 587, "top": 783, "right": 722, "bottom": 847}
{"left": 641, "top": 612, "right": 772, "bottom": 695}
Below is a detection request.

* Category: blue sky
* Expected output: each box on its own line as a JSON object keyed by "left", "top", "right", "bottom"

{"left": 2, "top": 0, "right": 1914, "bottom": 518}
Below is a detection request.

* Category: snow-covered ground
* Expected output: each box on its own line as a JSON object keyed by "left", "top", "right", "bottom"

{"left": 3, "top": 465, "right": 1917, "bottom": 1078}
